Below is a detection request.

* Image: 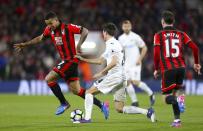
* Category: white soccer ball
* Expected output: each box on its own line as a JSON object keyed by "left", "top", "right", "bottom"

{"left": 70, "top": 109, "right": 84, "bottom": 122}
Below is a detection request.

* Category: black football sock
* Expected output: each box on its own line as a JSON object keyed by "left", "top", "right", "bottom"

{"left": 78, "top": 88, "right": 102, "bottom": 109}
{"left": 165, "top": 95, "right": 180, "bottom": 119}
{"left": 48, "top": 82, "right": 68, "bottom": 105}
{"left": 172, "top": 103, "right": 180, "bottom": 119}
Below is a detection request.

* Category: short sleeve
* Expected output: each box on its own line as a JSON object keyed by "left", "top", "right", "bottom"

{"left": 101, "top": 48, "right": 108, "bottom": 60}
{"left": 153, "top": 33, "right": 160, "bottom": 46}
{"left": 68, "top": 24, "right": 82, "bottom": 34}
{"left": 43, "top": 26, "right": 51, "bottom": 38}
{"left": 136, "top": 36, "right": 145, "bottom": 48}
{"left": 183, "top": 32, "right": 192, "bottom": 45}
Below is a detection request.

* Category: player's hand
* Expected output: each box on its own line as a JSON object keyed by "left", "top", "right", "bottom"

{"left": 136, "top": 59, "right": 142, "bottom": 65}
{"left": 93, "top": 72, "right": 103, "bottom": 80}
{"left": 153, "top": 70, "right": 159, "bottom": 79}
{"left": 13, "top": 43, "right": 26, "bottom": 53}
{"left": 193, "top": 64, "right": 202, "bottom": 75}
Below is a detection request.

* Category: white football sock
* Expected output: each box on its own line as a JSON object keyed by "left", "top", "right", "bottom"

{"left": 126, "top": 84, "right": 138, "bottom": 103}
{"left": 85, "top": 93, "right": 93, "bottom": 120}
{"left": 123, "top": 106, "right": 148, "bottom": 115}
{"left": 138, "top": 82, "right": 153, "bottom": 96}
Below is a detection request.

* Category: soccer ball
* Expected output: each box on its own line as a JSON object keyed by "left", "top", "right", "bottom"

{"left": 70, "top": 109, "right": 84, "bottom": 122}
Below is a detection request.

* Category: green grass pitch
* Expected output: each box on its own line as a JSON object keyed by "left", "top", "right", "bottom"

{"left": 0, "top": 93, "right": 203, "bottom": 131}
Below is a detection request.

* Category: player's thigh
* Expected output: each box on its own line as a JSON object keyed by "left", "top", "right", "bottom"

{"left": 161, "top": 70, "right": 176, "bottom": 94}
{"left": 45, "top": 70, "right": 60, "bottom": 82}
{"left": 69, "top": 80, "right": 81, "bottom": 94}
{"left": 97, "top": 74, "right": 124, "bottom": 94}
{"left": 63, "top": 62, "right": 79, "bottom": 83}
{"left": 176, "top": 68, "right": 185, "bottom": 86}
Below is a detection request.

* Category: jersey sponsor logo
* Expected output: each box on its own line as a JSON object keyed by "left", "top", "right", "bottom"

{"left": 61, "top": 29, "right": 65, "bottom": 35}
{"left": 55, "top": 37, "right": 63, "bottom": 45}
{"left": 70, "top": 24, "right": 81, "bottom": 28}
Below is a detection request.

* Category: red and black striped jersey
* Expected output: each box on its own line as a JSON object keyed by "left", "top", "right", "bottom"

{"left": 153, "top": 26, "right": 192, "bottom": 72}
{"left": 43, "top": 23, "right": 82, "bottom": 62}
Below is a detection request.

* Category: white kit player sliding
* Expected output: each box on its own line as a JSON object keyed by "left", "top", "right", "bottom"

{"left": 75, "top": 23, "right": 156, "bottom": 123}
{"left": 118, "top": 20, "right": 155, "bottom": 107}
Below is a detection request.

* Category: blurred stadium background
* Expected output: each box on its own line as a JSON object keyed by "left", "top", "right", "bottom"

{"left": 0, "top": 0, "right": 203, "bottom": 95}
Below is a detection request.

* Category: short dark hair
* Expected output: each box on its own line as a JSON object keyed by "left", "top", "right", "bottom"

{"left": 161, "top": 10, "right": 175, "bottom": 24}
{"left": 44, "top": 11, "right": 58, "bottom": 20}
{"left": 102, "top": 23, "right": 117, "bottom": 36}
{"left": 122, "top": 20, "right": 131, "bottom": 25}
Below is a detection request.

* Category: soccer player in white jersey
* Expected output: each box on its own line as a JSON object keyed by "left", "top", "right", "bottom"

{"left": 118, "top": 20, "right": 155, "bottom": 107}
{"left": 75, "top": 23, "right": 155, "bottom": 123}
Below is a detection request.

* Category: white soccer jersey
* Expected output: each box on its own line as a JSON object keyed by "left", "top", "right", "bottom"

{"left": 101, "top": 37, "right": 124, "bottom": 75}
{"left": 118, "top": 31, "right": 145, "bottom": 67}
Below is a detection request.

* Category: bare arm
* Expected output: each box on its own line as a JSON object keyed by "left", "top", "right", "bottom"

{"left": 93, "top": 55, "right": 118, "bottom": 79}
{"left": 136, "top": 45, "right": 147, "bottom": 65}
{"left": 100, "top": 55, "right": 117, "bottom": 74}
{"left": 14, "top": 34, "right": 44, "bottom": 53}
{"left": 76, "top": 55, "right": 105, "bottom": 65}
{"left": 76, "top": 27, "right": 88, "bottom": 53}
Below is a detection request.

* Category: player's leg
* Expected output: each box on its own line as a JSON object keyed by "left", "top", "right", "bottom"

{"left": 161, "top": 70, "right": 181, "bottom": 127}
{"left": 113, "top": 87, "right": 156, "bottom": 122}
{"left": 126, "top": 80, "right": 139, "bottom": 106}
{"left": 45, "top": 70, "right": 70, "bottom": 115}
{"left": 78, "top": 86, "right": 101, "bottom": 123}
{"left": 176, "top": 68, "right": 186, "bottom": 113}
{"left": 125, "top": 68, "right": 139, "bottom": 106}
{"left": 68, "top": 80, "right": 103, "bottom": 110}
{"left": 131, "top": 66, "right": 155, "bottom": 106}
{"left": 131, "top": 80, "right": 155, "bottom": 106}
{"left": 63, "top": 62, "right": 103, "bottom": 110}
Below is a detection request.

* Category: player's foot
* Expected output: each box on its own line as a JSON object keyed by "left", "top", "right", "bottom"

{"left": 147, "top": 107, "right": 156, "bottom": 122}
{"left": 149, "top": 94, "right": 155, "bottom": 106}
{"left": 171, "top": 120, "right": 181, "bottom": 128}
{"left": 101, "top": 101, "right": 109, "bottom": 120}
{"left": 55, "top": 103, "right": 70, "bottom": 115}
{"left": 75, "top": 119, "right": 92, "bottom": 123}
{"left": 177, "top": 95, "right": 185, "bottom": 113}
{"left": 131, "top": 102, "right": 139, "bottom": 107}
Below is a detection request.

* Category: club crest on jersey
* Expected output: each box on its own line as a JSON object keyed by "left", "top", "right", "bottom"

{"left": 55, "top": 37, "right": 63, "bottom": 45}
{"left": 61, "top": 30, "right": 65, "bottom": 35}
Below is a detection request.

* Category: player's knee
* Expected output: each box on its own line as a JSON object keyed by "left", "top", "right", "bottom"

{"left": 132, "top": 80, "right": 140, "bottom": 86}
{"left": 115, "top": 107, "right": 123, "bottom": 113}
{"left": 45, "top": 75, "right": 51, "bottom": 83}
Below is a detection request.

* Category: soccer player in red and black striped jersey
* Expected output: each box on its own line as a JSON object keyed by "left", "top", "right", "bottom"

{"left": 153, "top": 10, "right": 201, "bottom": 127}
{"left": 14, "top": 12, "right": 107, "bottom": 116}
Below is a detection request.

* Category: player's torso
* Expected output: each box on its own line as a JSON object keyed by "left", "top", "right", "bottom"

{"left": 105, "top": 38, "right": 124, "bottom": 75}
{"left": 157, "top": 27, "right": 186, "bottom": 72}
{"left": 50, "top": 23, "right": 76, "bottom": 61}
{"left": 119, "top": 32, "right": 141, "bottom": 67}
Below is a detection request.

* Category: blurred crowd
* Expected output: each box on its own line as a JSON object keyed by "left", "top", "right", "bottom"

{"left": 0, "top": 0, "right": 203, "bottom": 81}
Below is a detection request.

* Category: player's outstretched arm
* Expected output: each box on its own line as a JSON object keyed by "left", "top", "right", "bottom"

{"left": 14, "top": 34, "right": 44, "bottom": 53}
{"left": 77, "top": 27, "right": 88, "bottom": 53}
{"left": 75, "top": 55, "right": 105, "bottom": 65}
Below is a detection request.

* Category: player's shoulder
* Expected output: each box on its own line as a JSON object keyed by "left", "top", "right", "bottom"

{"left": 130, "top": 31, "right": 143, "bottom": 39}
{"left": 118, "top": 33, "right": 125, "bottom": 40}
{"left": 108, "top": 38, "right": 121, "bottom": 47}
